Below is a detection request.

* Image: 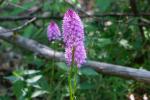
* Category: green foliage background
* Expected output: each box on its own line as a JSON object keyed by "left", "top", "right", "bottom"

{"left": 0, "top": 0, "right": 149, "bottom": 100}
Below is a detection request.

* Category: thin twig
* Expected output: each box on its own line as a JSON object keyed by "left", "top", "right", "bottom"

{"left": 0, "top": 17, "right": 36, "bottom": 34}
{"left": 11, "top": 17, "right": 36, "bottom": 31}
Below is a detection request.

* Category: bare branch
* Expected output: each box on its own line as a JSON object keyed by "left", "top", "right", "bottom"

{"left": 0, "top": 13, "right": 150, "bottom": 21}
{"left": 0, "top": 27, "right": 150, "bottom": 84}
{"left": 11, "top": 17, "right": 36, "bottom": 31}
{"left": 12, "top": 17, "right": 36, "bottom": 31}
{"left": 0, "top": 17, "right": 36, "bottom": 34}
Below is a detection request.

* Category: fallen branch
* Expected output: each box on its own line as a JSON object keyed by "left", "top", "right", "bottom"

{"left": 0, "top": 27, "right": 150, "bottom": 83}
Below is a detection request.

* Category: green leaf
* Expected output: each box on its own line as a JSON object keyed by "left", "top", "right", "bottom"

{"left": 80, "top": 68, "right": 98, "bottom": 76}
{"left": 13, "top": 80, "right": 25, "bottom": 98}
{"left": 56, "top": 62, "right": 68, "bottom": 71}
{"left": 0, "top": 95, "right": 11, "bottom": 100}
{"left": 26, "top": 75, "right": 42, "bottom": 84}
{"left": 37, "top": 78, "right": 51, "bottom": 91}
{"left": 79, "top": 82, "right": 94, "bottom": 90}
{"left": 32, "top": 58, "right": 45, "bottom": 68}
{"left": 23, "top": 70, "right": 40, "bottom": 75}
{"left": 31, "top": 90, "right": 48, "bottom": 98}
{"left": 4, "top": 76, "right": 18, "bottom": 83}
{"left": 98, "top": 38, "right": 112, "bottom": 48}
{"left": 96, "top": 0, "right": 113, "bottom": 12}
{"left": 12, "top": 70, "right": 24, "bottom": 81}
{"left": 10, "top": 0, "right": 20, "bottom": 4}
{"left": 119, "top": 39, "right": 132, "bottom": 49}
{"left": 23, "top": 25, "right": 35, "bottom": 38}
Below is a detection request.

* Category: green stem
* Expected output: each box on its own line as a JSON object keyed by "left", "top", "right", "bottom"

{"left": 73, "top": 65, "right": 78, "bottom": 94}
{"left": 68, "top": 67, "right": 74, "bottom": 100}
{"left": 51, "top": 42, "right": 55, "bottom": 82}
{"left": 68, "top": 47, "right": 79, "bottom": 100}
{"left": 68, "top": 47, "right": 75, "bottom": 100}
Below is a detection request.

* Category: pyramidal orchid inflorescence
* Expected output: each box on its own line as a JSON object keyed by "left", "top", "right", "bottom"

{"left": 47, "top": 21, "right": 61, "bottom": 41}
{"left": 63, "top": 9, "right": 86, "bottom": 67}
{"left": 63, "top": 9, "right": 84, "bottom": 48}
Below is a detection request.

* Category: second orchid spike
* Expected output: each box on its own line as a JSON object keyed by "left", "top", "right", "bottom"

{"left": 47, "top": 21, "right": 61, "bottom": 41}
